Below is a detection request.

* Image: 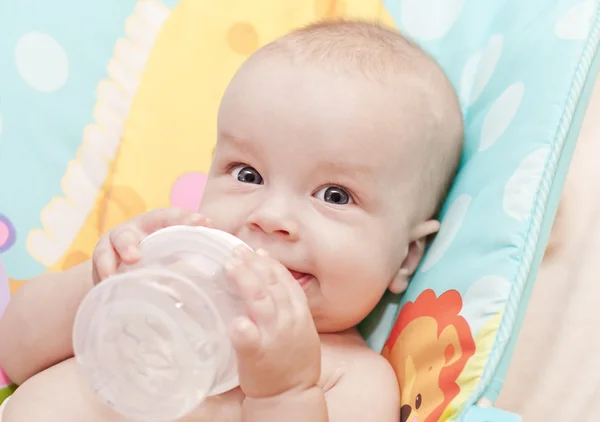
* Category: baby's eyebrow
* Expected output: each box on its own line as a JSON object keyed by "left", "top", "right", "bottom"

{"left": 219, "top": 132, "right": 246, "bottom": 144}
{"left": 217, "top": 132, "right": 254, "bottom": 151}
{"left": 319, "top": 160, "right": 373, "bottom": 176}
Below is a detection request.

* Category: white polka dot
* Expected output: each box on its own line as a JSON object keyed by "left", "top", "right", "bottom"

{"left": 469, "top": 35, "right": 503, "bottom": 106}
{"left": 459, "top": 51, "right": 481, "bottom": 107}
{"left": 555, "top": 0, "right": 595, "bottom": 40}
{"left": 479, "top": 83, "right": 524, "bottom": 152}
{"left": 400, "top": 0, "right": 465, "bottom": 41}
{"left": 421, "top": 194, "right": 471, "bottom": 272}
{"left": 503, "top": 148, "right": 549, "bottom": 221}
{"left": 459, "top": 275, "right": 511, "bottom": 335}
{"left": 15, "top": 32, "right": 69, "bottom": 92}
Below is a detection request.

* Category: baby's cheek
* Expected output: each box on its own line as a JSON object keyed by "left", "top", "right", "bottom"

{"left": 198, "top": 194, "right": 240, "bottom": 233}
{"left": 328, "top": 248, "right": 390, "bottom": 318}
{"left": 320, "top": 225, "right": 392, "bottom": 284}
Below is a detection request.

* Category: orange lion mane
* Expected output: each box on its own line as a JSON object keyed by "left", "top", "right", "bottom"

{"left": 384, "top": 289, "right": 476, "bottom": 421}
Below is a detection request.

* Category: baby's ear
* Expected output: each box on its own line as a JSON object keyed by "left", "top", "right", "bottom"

{"left": 388, "top": 220, "right": 440, "bottom": 294}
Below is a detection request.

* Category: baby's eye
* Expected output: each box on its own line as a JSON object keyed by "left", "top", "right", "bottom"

{"left": 315, "top": 186, "right": 352, "bottom": 205}
{"left": 231, "top": 165, "right": 263, "bottom": 184}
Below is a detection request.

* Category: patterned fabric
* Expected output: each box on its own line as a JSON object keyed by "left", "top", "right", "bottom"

{"left": 0, "top": 1, "right": 598, "bottom": 420}
{"left": 362, "top": 1, "right": 600, "bottom": 420}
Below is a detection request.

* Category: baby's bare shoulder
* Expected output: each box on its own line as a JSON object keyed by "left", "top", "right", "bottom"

{"left": 319, "top": 330, "right": 400, "bottom": 422}
{"left": 322, "top": 331, "right": 398, "bottom": 385}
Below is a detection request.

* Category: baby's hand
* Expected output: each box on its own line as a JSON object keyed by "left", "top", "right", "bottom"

{"left": 92, "top": 208, "right": 210, "bottom": 284}
{"left": 226, "top": 248, "right": 321, "bottom": 399}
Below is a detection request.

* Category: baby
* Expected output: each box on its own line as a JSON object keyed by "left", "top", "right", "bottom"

{"left": 0, "top": 20, "right": 463, "bottom": 422}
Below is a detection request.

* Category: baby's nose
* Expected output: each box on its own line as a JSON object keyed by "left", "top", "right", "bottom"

{"left": 246, "top": 201, "right": 298, "bottom": 240}
{"left": 247, "top": 216, "right": 298, "bottom": 240}
{"left": 249, "top": 221, "right": 297, "bottom": 238}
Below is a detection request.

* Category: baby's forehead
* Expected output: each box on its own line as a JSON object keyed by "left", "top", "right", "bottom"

{"left": 289, "top": 127, "right": 420, "bottom": 192}
{"left": 232, "top": 48, "right": 435, "bottom": 133}
{"left": 221, "top": 62, "right": 428, "bottom": 174}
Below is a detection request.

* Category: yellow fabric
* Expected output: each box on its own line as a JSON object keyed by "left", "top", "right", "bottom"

{"left": 36, "top": 0, "right": 395, "bottom": 277}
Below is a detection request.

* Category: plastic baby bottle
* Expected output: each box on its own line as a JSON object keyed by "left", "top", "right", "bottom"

{"left": 72, "top": 226, "right": 249, "bottom": 422}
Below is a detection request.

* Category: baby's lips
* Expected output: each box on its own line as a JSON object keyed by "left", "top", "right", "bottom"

{"left": 288, "top": 269, "right": 306, "bottom": 280}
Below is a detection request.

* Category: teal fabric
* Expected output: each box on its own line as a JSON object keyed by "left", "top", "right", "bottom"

{"left": 0, "top": 0, "right": 138, "bottom": 279}
{"left": 360, "top": 0, "right": 600, "bottom": 417}
{"left": 0, "top": 0, "right": 176, "bottom": 278}
{"left": 462, "top": 405, "right": 522, "bottom": 422}
{"left": 483, "top": 40, "right": 600, "bottom": 404}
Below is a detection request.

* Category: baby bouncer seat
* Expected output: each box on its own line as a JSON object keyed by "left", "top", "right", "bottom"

{"left": 0, "top": 0, "right": 598, "bottom": 420}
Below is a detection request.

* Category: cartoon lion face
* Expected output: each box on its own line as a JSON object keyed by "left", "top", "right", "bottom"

{"left": 383, "top": 289, "right": 475, "bottom": 422}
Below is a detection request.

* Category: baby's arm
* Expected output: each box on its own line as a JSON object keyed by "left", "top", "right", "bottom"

{"left": 324, "top": 352, "right": 400, "bottom": 421}
{"left": 0, "top": 261, "right": 93, "bottom": 385}
{"left": 228, "top": 248, "right": 400, "bottom": 422}
{"left": 243, "top": 350, "right": 400, "bottom": 422}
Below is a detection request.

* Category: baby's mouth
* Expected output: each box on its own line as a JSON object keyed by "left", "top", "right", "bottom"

{"left": 288, "top": 269, "right": 312, "bottom": 287}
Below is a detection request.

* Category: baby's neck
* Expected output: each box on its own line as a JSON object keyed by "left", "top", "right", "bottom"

{"left": 318, "top": 326, "right": 362, "bottom": 344}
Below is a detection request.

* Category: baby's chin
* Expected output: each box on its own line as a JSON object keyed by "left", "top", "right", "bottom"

{"left": 310, "top": 304, "right": 372, "bottom": 334}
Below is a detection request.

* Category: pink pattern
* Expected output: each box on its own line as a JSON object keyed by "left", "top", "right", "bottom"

{"left": 0, "top": 259, "right": 9, "bottom": 320}
{"left": 170, "top": 172, "right": 207, "bottom": 211}
{"left": 0, "top": 367, "right": 10, "bottom": 388}
{"left": 0, "top": 258, "right": 11, "bottom": 387}
{"left": 0, "top": 215, "right": 15, "bottom": 253}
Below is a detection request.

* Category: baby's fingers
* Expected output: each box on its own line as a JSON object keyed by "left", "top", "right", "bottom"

{"left": 254, "top": 250, "right": 296, "bottom": 313}
{"left": 269, "top": 258, "right": 308, "bottom": 315}
{"left": 226, "top": 250, "right": 276, "bottom": 326}
{"left": 109, "top": 226, "right": 144, "bottom": 264}
{"left": 92, "top": 236, "right": 119, "bottom": 283}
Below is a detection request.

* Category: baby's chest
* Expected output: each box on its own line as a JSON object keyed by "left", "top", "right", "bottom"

{"left": 183, "top": 388, "right": 244, "bottom": 422}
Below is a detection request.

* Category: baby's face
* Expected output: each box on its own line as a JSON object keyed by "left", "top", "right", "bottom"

{"left": 200, "top": 55, "right": 429, "bottom": 332}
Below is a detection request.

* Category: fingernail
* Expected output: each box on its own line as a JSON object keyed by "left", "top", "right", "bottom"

{"left": 97, "top": 260, "right": 113, "bottom": 280}
{"left": 188, "top": 214, "right": 205, "bottom": 224}
{"left": 125, "top": 246, "right": 140, "bottom": 260}
{"left": 232, "top": 245, "right": 247, "bottom": 257}
{"left": 234, "top": 317, "right": 253, "bottom": 333}
{"left": 256, "top": 248, "right": 268, "bottom": 257}
{"left": 226, "top": 258, "right": 242, "bottom": 270}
